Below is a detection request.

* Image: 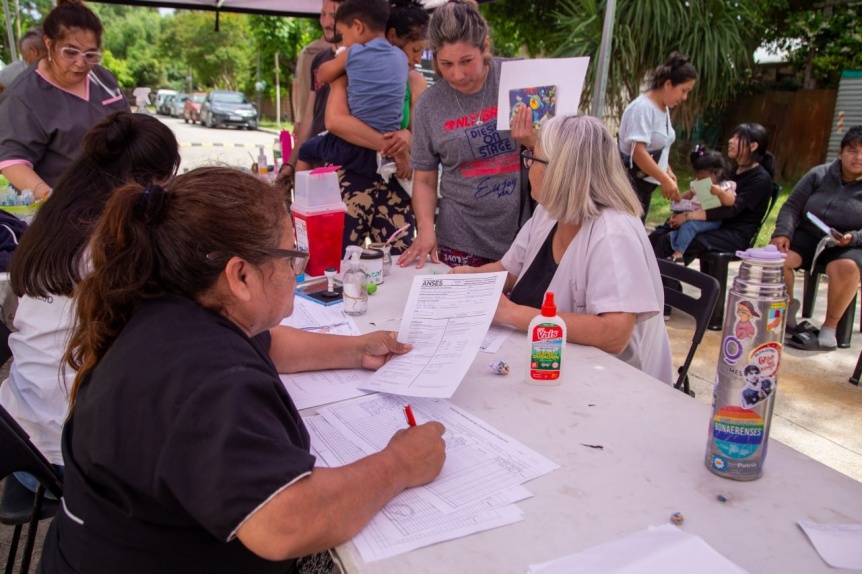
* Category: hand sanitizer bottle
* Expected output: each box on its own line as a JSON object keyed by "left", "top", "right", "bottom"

{"left": 257, "top": 147, "right": 268, "bottom": 176}
{"left": 342, "top": 246, "right": 368, "bottom": 316}
{"left": 526, "top": 292, "right": 566, "bottom": 385}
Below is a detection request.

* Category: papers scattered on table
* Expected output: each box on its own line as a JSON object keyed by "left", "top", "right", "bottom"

{"left": 280, "top": 369, "right": 372, "bottom": 411}
{"left": 305, "top": 393, "right": 558, "bottom": 562}
{"left": 527, "top": 524, "right": 749, "bottom": 574}
{"left": 798, "top": 521, "right": 862, "bottom": 569}
{"left": 278, "top": 296, "right": 369, "bottom": 410}
{"left": 281, "top": 296, "right": 361, "bottom": 336}
{"left": 360, "top": 272, "right": 507, "bottom": 398}
{"left": 480, "top": 324, "right": 515, "bottom": 353}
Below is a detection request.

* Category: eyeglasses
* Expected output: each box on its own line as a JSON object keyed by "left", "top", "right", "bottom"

{"left": 520, "top": 149, "right": 548, "bottom": 169}
{"left": 206, "top": 248, "right": 309, "bottom": 277}
{"left": 59, "top": 46, "right": 103, "bottom": 65}
{"left": 257, "top": 247, "right": 309, "bottom": 277}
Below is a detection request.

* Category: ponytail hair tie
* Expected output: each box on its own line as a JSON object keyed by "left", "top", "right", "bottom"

{"left": 135, "top": 183, "right": 168, "bottom": 223}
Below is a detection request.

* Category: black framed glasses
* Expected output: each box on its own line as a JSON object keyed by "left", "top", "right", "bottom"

{"left": 207, "top": 248, "right": 309, "bottom": 277}
{"left": 520, "top": 149, "right": 548, "bottom": 169}
{"left": 59, "top": 46, "right": 103, "bottom": 65}
{"left": 257, "top": 247, "right": 309, "bottom": 277}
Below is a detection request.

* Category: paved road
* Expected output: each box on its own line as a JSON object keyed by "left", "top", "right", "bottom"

{"left": 150, "top": 112, "right": 285, "bottom": 173}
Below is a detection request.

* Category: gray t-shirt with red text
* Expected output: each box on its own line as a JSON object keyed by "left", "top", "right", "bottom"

{"left": 411, "top": 58, "right": 522, "bottom": 261}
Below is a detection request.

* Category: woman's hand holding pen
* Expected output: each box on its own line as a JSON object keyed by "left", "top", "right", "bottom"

{"left": 386, "top": 420, "right": 447, "bottom": 488}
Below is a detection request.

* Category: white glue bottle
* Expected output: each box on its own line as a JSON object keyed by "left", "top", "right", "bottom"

{"left": 526, "top": 292, "right": 566, "bottom": 385}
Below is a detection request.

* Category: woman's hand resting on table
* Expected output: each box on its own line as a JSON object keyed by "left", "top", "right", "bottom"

{"left": 358, "top": 331, "right": 412, "bottom": 370}
{"left": 397, "top": 228, "right": 439, "bottom": 269}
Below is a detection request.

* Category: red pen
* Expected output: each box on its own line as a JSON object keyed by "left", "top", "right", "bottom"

{"left": 403, "top": 404, "right": 417, "bottom": 427}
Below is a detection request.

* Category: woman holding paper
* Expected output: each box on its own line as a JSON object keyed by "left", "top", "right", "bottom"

{"left": 451, "top": 115, "right": 673, "bottom": 384}
{"left": 650, "top": 123, "right": 776, "bottom": 261}
{"left": 398, "top": 0, "right": 537, "bottom": 269}
{"left": 39, "top": 167, "right": 446, "bottom": 574}
{"left": 618, "top": 52, "right": 697, "bottom": 221}
{"left": 770, "top": 125, "right": 862, "bottom": 351}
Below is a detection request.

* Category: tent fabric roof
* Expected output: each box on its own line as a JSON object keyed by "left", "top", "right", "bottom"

{"left": 87, "top": 0, "right": 492, "bottom": 18}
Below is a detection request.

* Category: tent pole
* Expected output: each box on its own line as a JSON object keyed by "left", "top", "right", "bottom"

{"left": 590, "top": 0, "right": 616, "bottom": 120}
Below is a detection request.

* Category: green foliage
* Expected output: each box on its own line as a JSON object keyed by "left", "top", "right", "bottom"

{"left": 248, "top": 15, "right": 318, "bottom": 100}
{"left": 552, "top": 0, "right": 758, "bottom": 128}
{"left": 100, "top": 49, "right": 134, "bottom": 88}
{"left": 159, "top": 11, "right": 255, "bottom": 91}
{"left": 480, "top": 0, "right": 560, "bottom": 57}
{"left": 0, "top": 0, "right": 52, "bottom": 63}
{"left": 766, "top": 3, "right": 862, "bottom": 89}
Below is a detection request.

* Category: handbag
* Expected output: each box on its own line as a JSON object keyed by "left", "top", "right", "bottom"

{"left": 620, "top": 149, "right": 662, "bottom": 180}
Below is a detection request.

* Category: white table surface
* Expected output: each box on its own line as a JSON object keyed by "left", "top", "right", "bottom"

{"left": 319, "top": 264, "right": 862, "bottom": 574}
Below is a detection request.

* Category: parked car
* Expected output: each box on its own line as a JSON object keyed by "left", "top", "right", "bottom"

{"left": 199, "top": 90, "right": 258, "bottom": 130}
{"left": 168, "top": 93, "right": 189, "bottom": 118}
{"left": 154, "top": 89, "right": 177, "bottom": 115}
{"left": 183, "top": 92, "right": 206, "bottom": 124}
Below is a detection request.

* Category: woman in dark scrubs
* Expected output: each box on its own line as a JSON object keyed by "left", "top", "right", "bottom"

{"left": 38, "top": 167, "right": 446, "bottom": 574}
{"left": 0, "top": 0, "right": 128, "bottom": 200}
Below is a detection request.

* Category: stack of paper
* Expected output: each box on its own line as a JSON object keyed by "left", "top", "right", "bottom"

{"left": 306, "top": 394, "right": 559, "bottom": 562}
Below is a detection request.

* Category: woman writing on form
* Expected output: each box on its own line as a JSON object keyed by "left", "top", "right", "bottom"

{"left": 39, "top": 167, "right": 445, "bottom": 574}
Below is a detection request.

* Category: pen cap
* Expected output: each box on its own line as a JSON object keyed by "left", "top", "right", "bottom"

{"left": 541, "top": 292, "right": 557, "bottom": 317}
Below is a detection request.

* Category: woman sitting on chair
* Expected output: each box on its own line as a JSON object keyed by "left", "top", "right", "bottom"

{"left": 650, "top": 123, "right": 775, "bottom": 260}
{"left": 771, "top": 125, "right": 862, "bottom": 351}
{"left": 451, "top": 115, "right": 673, "bottom": 384}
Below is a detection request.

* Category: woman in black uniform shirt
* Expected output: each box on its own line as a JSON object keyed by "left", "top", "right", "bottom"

{"left": 38, "top": 167, "right": 445, "bottom": 574}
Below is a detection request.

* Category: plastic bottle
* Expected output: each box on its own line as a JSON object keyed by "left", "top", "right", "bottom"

{"left": 526, "top": 292, "right": 566, "bottom": 385}
{"left": 342, "top": 246, "right": 368, "bottom": 316}
{"left": 257, "top": 147, "right": 268, "bottom": 176}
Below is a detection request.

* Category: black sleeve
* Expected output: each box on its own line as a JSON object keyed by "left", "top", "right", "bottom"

{"left": 157, "top": 356, "right": 314, "bottom": 542}
{"left": 705, "top": 169, "right": 772, "bottom": 222}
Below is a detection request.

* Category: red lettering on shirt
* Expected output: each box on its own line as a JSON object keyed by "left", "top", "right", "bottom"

{"left": 461, "top": 153, "right": 520, "bottom": 178}
{"left": 444, "top": 106, "right": 498, "bottom": 132}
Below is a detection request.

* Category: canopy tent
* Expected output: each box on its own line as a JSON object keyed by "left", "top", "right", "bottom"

{"left": 3, "top": 0, "right": 614, "bottom": 117}
{"left": 87, "top": 0, "right": 489, "bottom": 18}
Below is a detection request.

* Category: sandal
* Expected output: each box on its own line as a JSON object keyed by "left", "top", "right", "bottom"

{"left": 786, "top": 331, "right": 836, "bottom": 351}
{"left": 786, "top": 320, "right": 819, "bottom": 336}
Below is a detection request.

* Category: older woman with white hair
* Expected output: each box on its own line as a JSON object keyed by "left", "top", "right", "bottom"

{"left": 452, "top": 115, "right": 673, "bottom": 384}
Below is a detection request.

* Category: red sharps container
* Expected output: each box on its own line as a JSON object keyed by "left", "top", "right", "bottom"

{"left": 292, "top": 167, "right": 346, "bottom": 277}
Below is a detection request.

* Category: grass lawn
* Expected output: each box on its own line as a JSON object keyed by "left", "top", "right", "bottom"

{"left": 645, "top": 164, "right": 800, "bottom": 248}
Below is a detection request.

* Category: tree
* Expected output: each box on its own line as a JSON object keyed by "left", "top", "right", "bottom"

{"left": 480, "top": 0, "right": 560, "bottom": 57}
{"left": 248, "top": 14, "right": 318, "bottom": 116}
{"left": 761, "top": 1, "right": 862, "bottom": 89}
{"left": 0, "top": 0, "right": 51, "bottom": 63}
{"left": 159, "top": 11, "right": 255, "bottom": 91}
{"left": 552, "top": 0, "right": 759, "bottom": 129}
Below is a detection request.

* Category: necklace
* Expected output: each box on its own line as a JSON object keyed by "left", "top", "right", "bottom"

{"left": 453, "top": 65, "right": 490, "bottom": 126}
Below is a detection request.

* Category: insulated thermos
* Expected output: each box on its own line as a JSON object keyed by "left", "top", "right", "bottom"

{"left": 705, "top": 245, "right": 788, "bottom": 480}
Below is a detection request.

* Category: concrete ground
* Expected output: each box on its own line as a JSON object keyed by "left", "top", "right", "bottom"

{"left": 668, "top": 260, "right": 862, "bottom": 483}
{"left": 2, "top": 261, "right": 861, "bottom": 569}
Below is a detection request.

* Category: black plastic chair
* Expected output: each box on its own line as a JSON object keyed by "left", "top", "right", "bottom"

{"left": 658, "top": 259, "right": 720, "bottom": 396}
{"left": 0, "top": 405, "right": 63, "bottom": 574}
{"left": 697, "top": 182, "right": 782, "bottom": 330}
